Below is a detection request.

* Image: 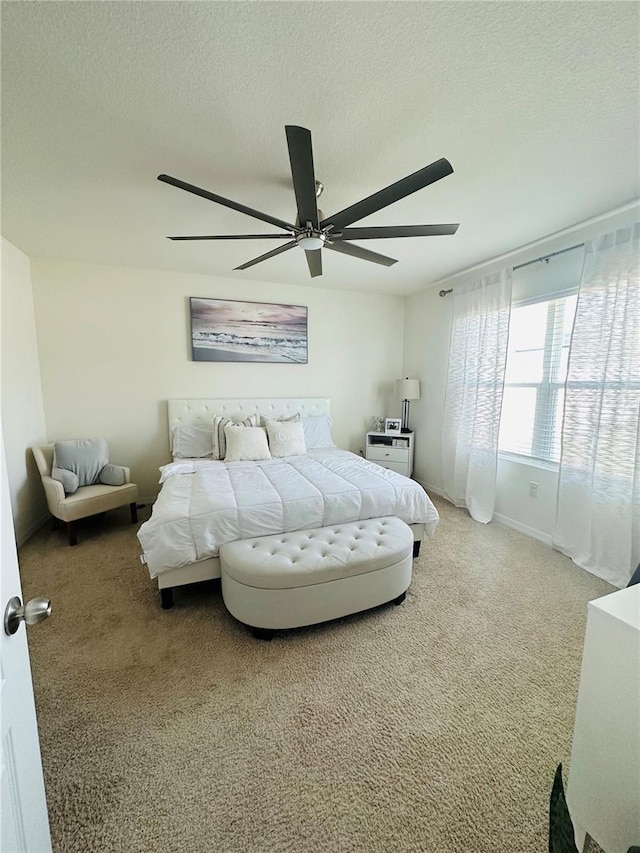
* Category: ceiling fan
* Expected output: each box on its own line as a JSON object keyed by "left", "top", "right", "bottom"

{"left": 158, "top": 125, "right": 459, "bottom": 278}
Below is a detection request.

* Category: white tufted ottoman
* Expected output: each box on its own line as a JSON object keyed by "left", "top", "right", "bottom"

{"left": 219, "top": 516, "right": 414, "bottom": 639}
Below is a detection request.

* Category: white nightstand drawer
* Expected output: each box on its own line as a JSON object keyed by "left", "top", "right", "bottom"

{"left": 367, "top": 446, "right": 408, "bottom": 464}
{"left": 375, "top": 459, "right": 409, "bottom": 475}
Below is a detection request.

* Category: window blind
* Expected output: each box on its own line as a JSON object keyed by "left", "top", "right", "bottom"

{"left": 499, "top": 293, "right": 578, "bottom": 463}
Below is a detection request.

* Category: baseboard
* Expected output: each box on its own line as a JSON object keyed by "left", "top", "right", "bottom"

{"left": 416, "top": 481, "right": 553, "bottom": 547}
{"left": 493, "top": 512, "right": 553, "bottom": 546}
{"left": 418, "top": 480, "right": 446, "bottom": 498}
{"left": 17, "top": 512, "right": 50, "bottom": 548}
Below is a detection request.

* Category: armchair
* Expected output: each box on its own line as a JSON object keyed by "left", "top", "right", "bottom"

{"left": 32, "top": 444, "right": 138, "bottom": 546}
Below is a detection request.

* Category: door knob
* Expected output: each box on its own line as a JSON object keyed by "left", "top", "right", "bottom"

{"left": 4, "top": 596, "right": 51, "bottom": 636}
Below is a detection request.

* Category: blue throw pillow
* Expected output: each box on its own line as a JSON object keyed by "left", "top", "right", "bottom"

{"left": 51, "top": 466, "right": 79, "bottom": 496}
{"left": 52, "top": 438, "right": 110, "bottom": 494}
{"left": 98, "top": 463, "right": 126, "bottom": 487}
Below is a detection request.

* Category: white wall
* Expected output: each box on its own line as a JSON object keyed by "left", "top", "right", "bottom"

{"left": 30, "top": 260, "right": 404, "bottom": 500}
{"left": 402, "top": 283, "right": 452, "bottom": 491}
{"left": 1, "top": 238, "right": 48, "bottom": 544}
{"left": 403, "top": 203, "right": 640, "bottom": 542}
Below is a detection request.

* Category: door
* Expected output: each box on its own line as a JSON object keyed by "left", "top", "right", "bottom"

{"left": 0, "top": 426, "right": 52, "bottom": 852}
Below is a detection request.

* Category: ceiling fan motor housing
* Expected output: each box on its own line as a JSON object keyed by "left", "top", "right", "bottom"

{"left": 297, "top": 209, "right": 326, "bottom": 251}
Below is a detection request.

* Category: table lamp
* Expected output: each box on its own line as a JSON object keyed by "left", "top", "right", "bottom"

{"left": 395, "top": 378, "right": 420, "bottom": 433}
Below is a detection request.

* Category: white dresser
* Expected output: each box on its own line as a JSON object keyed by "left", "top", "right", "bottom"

{"left": 568, "top": 583, "right": 640, "bottom": 853}
{"left": 365, "top": 431, "right": 414, "bottom": 477}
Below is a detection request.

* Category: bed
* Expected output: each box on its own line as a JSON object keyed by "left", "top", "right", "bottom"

{"left": 137, "top": 398, "right": 440, "bottom": 607}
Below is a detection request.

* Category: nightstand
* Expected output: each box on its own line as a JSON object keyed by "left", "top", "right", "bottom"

{"left": 365, "top": 431, "right": 414, "bottom": 477}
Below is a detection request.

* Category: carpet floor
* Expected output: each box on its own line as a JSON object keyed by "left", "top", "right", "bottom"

{"left": 18, "top": 496, "right": 613, "bottom": 853}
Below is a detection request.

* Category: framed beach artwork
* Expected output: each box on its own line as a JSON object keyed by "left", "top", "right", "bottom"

{"left": 190, "top": 297, "right": 308, "bottom": 363}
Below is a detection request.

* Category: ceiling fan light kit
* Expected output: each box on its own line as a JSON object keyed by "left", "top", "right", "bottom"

{"left": 297, "top": 233, "right": 325, "bottom": 251}
{"left": 159, "top": 125, "right": 459, "bottom": 278}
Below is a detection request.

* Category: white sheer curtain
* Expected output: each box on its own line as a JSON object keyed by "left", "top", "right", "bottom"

{"left": 553, "top": 223, "right": 640, "bottom": 588}
{"left": 441, "top": 268, "right": 512, "bottom": 523}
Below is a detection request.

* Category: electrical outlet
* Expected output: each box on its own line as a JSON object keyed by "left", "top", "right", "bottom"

{"left": 529, "top": 481, "right": 538, "bottom": 497}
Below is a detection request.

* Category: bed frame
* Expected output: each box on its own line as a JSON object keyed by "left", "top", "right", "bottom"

{"left": 152, "top": 398, "right": 424, "bottom": 608}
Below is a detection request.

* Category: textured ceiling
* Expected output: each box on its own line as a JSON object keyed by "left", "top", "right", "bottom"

{"left": 2, "top": 1, "right": 639, "bottom": 295}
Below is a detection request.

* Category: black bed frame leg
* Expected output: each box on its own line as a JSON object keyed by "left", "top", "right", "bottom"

{"left": 251, "top": 627, "right": 274, "bottom": 641}
{"left": 160, "top": 588, "right": 174, "bottom": 610}
{"left": 413, "top": 541, "right": 421, "bottom": 558}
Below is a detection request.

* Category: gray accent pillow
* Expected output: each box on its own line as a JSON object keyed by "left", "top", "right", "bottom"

{"left": 99, "top": 464, "right": 126, "bottom": 486}
{"left": 53, "top": 438, "right": 109, "bottom": 490}
{"left": 171, "top": 425, "right": 214, "bottom": 459}
{"left": 259, "top": 412, "right": 301, "bottom": 426}
{"left": 51, "top": 466, "right": 79, "bottom": 495}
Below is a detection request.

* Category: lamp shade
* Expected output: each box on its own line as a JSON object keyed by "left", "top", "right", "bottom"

{"left": 396, "top": 378, "right": 420, "bottom": 401}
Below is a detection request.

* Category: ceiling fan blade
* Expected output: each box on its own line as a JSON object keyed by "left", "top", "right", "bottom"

{"left": 304, "top": 249, "right": 322, "bottom": 278}
{"left": 285, "top": 126, "right": 318, "bottom": 229}
{"left": 320, "top": 158, "right": 453, "bottom": 231}
{"left": 158, "top": 174, "right": 297, "bottom": 232}
{"left": 234, "top": 240, "right": 297, "bottom": 271}
{"left": 325, "top": 241, "right": 397, "bottom": 267}
{"left": 168, "top": 234, "right": 294, "bottom": 241}
{"left": 335, "top": 224, "right": 459, "bottom": 239}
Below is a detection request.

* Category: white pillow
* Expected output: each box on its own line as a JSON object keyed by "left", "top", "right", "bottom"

{"left": 301, "top": 415, "right": 336, "bottom": 449}
{"left": 171, "top": 425, "right": 214, "bottom": 459}
{"left": 265, "top": 419, "right": 307, "bottom": 457}
{"left": 223, "top": 424, "right": 271, "bottom": 462}
{"left": 213, "top": 414, "right": 258, "bottom": 460}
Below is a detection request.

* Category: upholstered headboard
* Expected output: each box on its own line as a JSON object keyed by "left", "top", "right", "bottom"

{"left": 167, "top": 398, "right": 330, "bottom": 433}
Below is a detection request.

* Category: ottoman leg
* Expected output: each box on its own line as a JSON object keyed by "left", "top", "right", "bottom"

{"left": 251, "top": 627, "right": 275, "bottom": 641}
{"left": 393, "top": 590, "right": 407, "bottom": 605}
{"left": 160, "top": 588, "right": 174, "bottom": 609}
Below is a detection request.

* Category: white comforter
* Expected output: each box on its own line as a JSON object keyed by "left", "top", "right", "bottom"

{"left": 138, "top": 449, "right": 439, "bottom": 578}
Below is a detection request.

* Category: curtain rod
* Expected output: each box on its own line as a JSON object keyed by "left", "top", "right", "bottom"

{"left": 432, "top": 199, "right": 638, "bottom": 293}
{"left": 512, "top": 241, "right": 584, "bottom": 272}
{"left": 439, "top": 241, "right": 586, "bottom": 296}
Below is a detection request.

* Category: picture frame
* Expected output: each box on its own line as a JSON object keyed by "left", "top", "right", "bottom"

{"left": 384, "top": 417, "right": 402, "bottom": 434}
{"left": 190, "top": 297, "right": 308, "bottom": 363}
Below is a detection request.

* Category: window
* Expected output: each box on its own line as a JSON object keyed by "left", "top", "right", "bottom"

{"left": 499, "top": 292, "right": 577, "bottom": 464}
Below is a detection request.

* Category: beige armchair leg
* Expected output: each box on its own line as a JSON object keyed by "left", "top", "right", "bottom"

{"left": 67, "top": 521, "right": 77, "bottom": 547}
{"left": 130, "top": 503, "right": 138, "bottom": 524}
